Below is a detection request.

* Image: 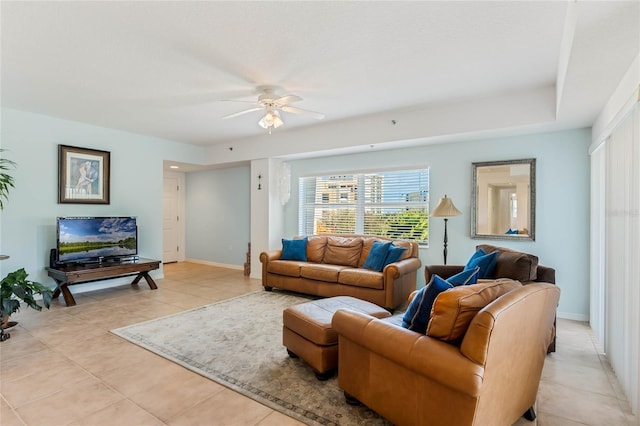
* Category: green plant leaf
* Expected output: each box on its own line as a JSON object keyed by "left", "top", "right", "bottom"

{"left": 0, "top": 149, "right": 17, "bottom": 210}
{"left": 0, "top": 268, "right": 53, "bottom": 317}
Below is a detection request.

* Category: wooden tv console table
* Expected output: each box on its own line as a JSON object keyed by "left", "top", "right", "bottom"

{"left": 46, "top": 258, "right": 160, "bottom": 307}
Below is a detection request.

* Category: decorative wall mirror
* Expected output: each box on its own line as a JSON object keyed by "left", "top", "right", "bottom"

{"left": 471, "top": 158, "right": 536, "bottom": 241}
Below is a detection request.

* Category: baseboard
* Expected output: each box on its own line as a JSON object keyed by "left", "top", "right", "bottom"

{"left": 557, "top": 311, "right": 589, "bottom": 322}
{"left": 184, "top": 258, "right": 244, "bottom": 271}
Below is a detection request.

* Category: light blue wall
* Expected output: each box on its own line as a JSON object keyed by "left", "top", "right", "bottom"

{"left": 185, "top": 166, "right": 251, "bottom": 265}
{"left": 0, "top": 108, "right": 204, "bottom": 290}
{"left": 0, "top": 106, "right": 591, "bottom": 319}
{"left": 284, "top": 128, "right": 591, "bottom": 319}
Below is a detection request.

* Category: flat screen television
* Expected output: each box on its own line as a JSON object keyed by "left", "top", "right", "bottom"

{"left": 56, "top": 216, "right": 138, "bottom": 264}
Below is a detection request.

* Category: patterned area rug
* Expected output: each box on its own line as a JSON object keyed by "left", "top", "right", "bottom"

{"left": 111, "top": 291, "right": 390, "bottom": 426}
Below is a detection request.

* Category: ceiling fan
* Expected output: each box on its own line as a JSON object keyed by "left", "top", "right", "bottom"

{"left": 222, "top": 86, "right": 325, "bottom": 133}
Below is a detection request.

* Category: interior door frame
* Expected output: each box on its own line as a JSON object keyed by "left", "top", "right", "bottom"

{"left": 163, "top": 171, "right": 186, "bottom": 263}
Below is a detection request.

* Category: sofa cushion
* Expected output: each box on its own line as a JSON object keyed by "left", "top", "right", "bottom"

{"left": 464, "top": 249, "right": 498, "bottom": 279}
{"left": 281, "top": 238, "right": 308, "bottom": 261}
{"left": 383, "top": 244, "right": 408, "bottom": 268}
{"left": 358, "top": 237, "right": 384, "bottom": 267}
{"left": 448, "top": 266, "right": 480, "bottom": 286}
{"left": 300, "top": 264, "right": 347, "bottom": 283}
{"left": 392, "top": 240, "right": 413, "bottom": 260}
{"left": 476, "top": 244, "right": 539, "bottom": 281}
{"left": 267, "top": 260, "right": 304, "bottom": 277}
{"left": 338, "top": 268, "right": 384, "bottom": 290}
{"left": 401, "top": 275, "right": 453, "bottom": 333}
{"left": 306, "top": 236, "right": 328, "bottom": 263}
{"left": 323, "top": 237, "right": 363, "bottom": 267}
{"left": 426, "top": 278, "right": 522, "bottom": 343}
{"left": 362, "top": 241, "right": 392, "bottom": 271}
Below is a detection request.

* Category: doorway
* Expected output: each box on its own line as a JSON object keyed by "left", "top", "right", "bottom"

{"left": 163, "top": 172, "right": 185, "bottom": 263}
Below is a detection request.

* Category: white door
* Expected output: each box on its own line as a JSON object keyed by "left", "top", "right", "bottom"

{"left": 163, "top": 176, "right": 180, "bottom": 263}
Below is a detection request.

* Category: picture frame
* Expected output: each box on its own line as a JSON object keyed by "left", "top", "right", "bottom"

{"left": 58, "top": 145, "right": 110, "bottom": 204}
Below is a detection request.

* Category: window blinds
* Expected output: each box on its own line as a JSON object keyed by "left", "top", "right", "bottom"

{"left": 298, "top": 168, "right": 430, "bottom": 244}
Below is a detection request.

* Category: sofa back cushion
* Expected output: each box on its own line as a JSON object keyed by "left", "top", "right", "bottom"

{"left": 306, "top": 236, "right": 328, "bottom": 263}
{"left": 359, "top": 237, "right": 385, "bottom": 267}
{"left": 323, "top": 236, "right": 363, "bottom": 267}
{"left": 476, "top": 244, "right": 539, "bottom": 281}
{"left": 426, "top": 279, "right": 522, "bottom": 343}
{"left": 392, "top": 240, "right": 413, "bottom": 260}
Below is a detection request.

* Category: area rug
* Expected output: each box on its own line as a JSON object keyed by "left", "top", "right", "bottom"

{"left": 111, "top": 291, "right": 390, "bottom": 426}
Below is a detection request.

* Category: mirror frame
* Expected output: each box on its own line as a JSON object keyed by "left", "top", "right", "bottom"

{"left": 471, "top": 158, "right": 536, "bottom": 241}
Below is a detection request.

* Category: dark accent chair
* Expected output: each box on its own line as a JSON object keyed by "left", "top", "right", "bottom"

{"left": 425, "top": 244, "right": 557, "bottom": 352}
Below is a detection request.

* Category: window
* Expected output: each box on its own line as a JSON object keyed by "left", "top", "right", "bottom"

{"left": 299, "top": 168, "right": 430, "bottom": 244}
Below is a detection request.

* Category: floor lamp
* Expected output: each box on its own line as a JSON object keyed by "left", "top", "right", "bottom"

{"left": 430, "top": 195, "right": 462, "bottom": 265}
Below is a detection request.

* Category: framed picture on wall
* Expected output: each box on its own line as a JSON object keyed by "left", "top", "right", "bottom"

{"left": 58, "top": 145, "right": 110, "bottom": 204}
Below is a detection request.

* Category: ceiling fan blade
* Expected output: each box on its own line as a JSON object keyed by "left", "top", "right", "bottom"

{"left": 220, "top": 99, "right": 260, "bottom": 105}
{"left": 222, "top": 107, "right": 263, "bottom": 119}
{"left": 274, "top": 94, "right": 302, "bottom": 106}
{"left": 280, "top": 106, "right": 325, "bottom": 120}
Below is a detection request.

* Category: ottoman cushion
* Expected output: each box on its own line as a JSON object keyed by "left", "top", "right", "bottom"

{"left": 284, "top": 296, "right": 391, "bottom": 346}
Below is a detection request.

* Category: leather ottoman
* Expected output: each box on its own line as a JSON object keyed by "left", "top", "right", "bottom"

{"left": 283, "top": 296, "right": 391, "bottom": 380}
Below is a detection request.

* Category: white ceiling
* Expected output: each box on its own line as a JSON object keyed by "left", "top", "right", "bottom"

{"left": 1, "top": 1, "right": 639, "bottom": 153}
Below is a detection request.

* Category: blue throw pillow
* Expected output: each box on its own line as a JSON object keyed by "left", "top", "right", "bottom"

{"left": 362, "top": 241, "right": 393, "bottom": 271}
{"left": 447, "top": 266, "right": 480, "bottom": 286}
{"left": 280, "top": 238, "right": 308, "bottom": 261}
{"left": 466, "top": 250, "right": 499, "bottom": 279}
{"left": 465, "top": 248, "right": 486, "bottom": 269}
{"left": 401, "top": 275, "right": 453, "bottom": 334}
{"left": 383, "top": 244, "right": 407, "bottom": 268}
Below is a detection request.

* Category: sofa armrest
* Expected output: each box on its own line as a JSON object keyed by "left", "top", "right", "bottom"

{"left": 332, "top": 309, "right": 483, "bottom": 397}
{"left": 535, "top": 265, "right": 556, "bottom": 284}
{"left": 424, "top": 264, "right": 465, "bottom": 282}
{"left": 384, "top": 257, "right": 422, "bottom": 278}
{"left": 260, "top": 250, "right": 282, "bottom": 263}
{"left": 260, "top": 250, "right": 282, "bottom": 288}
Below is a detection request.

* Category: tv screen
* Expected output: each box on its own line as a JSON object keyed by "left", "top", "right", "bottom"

{"left": 57, "top": 216, "right": 138, "bottom": 264}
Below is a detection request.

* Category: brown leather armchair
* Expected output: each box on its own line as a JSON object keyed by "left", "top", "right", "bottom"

{"left": 332, "top": 283, "right": 560, "bottom": 426}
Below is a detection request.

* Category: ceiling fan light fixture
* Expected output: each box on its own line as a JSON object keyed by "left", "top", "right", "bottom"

{"left": 258, "top": 109, "right": 283, "bottom": 133}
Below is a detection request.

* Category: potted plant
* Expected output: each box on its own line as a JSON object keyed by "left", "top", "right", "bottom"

{"left": 0, "top": 149, "right": 15, "bottom": 209}
{"left": 0, "top": 150, "right": 53, "bottom": 341}
{"left": 0, "top": 268, "right": 52, "bottom": 341}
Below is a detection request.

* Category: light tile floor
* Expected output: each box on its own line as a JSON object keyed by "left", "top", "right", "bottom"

{"left": 1, "top": 262, "right": 637, "bottom": 426}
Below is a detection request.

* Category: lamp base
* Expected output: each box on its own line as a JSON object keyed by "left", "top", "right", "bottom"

{"left": 443, "top": 218, "right": 449, "bottom": 265}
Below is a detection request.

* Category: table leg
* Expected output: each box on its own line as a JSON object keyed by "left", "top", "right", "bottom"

{"left": 52, "top": 280, "right": 77, "bottom": 307}
{"left": 61, "top": 286, "right": 76, "bottom": 307}
{"left": 131, "top": 272, "right": 158, "bottom": 290}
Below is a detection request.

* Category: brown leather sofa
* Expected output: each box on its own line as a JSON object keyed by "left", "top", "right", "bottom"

{"left": 260, "top": 234, "right": 422, "bottom": 310}
{"left": 425, "top": 244, "right": 557, "bottom": 352}
{"left": 332, "top": 281, "right": 560, "bottom": 426}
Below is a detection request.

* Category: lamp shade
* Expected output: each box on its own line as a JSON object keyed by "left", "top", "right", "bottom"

{"left": 431, "top": 195, "right": 462, "bottom": 218}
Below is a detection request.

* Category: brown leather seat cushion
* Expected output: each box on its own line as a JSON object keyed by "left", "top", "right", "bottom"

{"left": 267, "top": 260, "right": 304, "bottom": 277}
{"left": 338, "top": 268, "right": 384, "bottom": 289}
{"left": 283, "top": 296, "right": 391, "bottom": 346}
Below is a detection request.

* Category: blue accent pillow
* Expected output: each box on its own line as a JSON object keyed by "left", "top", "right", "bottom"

{"left": 465, "top": 248, "right": 486, "bottom": 269}
{"left": 280, "top": 238, "right": 308, "bottom": 261}
{"left": 362, "top": 241, "right": 393, "bottom": 271}
{"left": 466, "top": 250, "right": 499, "bottom": 279}
{"left": 447, "top": 266, "right": 480, "bottom": 286}
{"left": 401, "top": 275, "right": 453, "bottom": 333}
{"left": 383, "top": 244, "right": 407, "bottom": 267}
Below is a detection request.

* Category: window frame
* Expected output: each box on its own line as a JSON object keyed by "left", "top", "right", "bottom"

{"left": 298, "top": 167, "right": 430, "bottom": 246}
